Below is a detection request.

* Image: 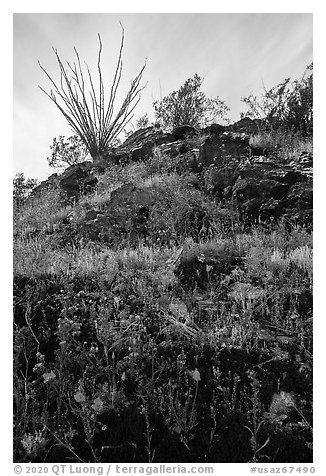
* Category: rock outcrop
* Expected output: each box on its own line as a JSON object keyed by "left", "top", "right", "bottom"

{"left": 60, "top": 183, "right": 162, "bottom": 247}
{"left": 32, "top": 119, "right": 312, "bottom": 236}
{"left": 31, "top": 162, "right": 97, "bottom": 201}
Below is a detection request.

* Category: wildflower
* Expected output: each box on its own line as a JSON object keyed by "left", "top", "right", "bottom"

{"left": 33, "top": 362, "right": 44, "bottom": 373}
{"left": 42, "top": 370, "right": 56, "bottom": 383}
{"left": 91, "top": 397, "right": 104, "bottom": 412}
{"left": 212, "top": 366, "right": 222, "bottom": 380}
{"left": 21, "top": 431, "right": 47, "bottom": 456}
{"left": 36, "top": 352, "right": 45, "bottom": 362}
{"left": 197, "top": 254, "right": 206, "bottom": 263}
{"left": 74, "top": 390, "right": 86, "bottom": 403}
{"left": 269, "top": 391, "right": 296, "bottom": 416}
{"left": 192, "top": 369, "right": 201, "bottom": 382}
{"left": 206, "top": 264, "right": 213, "bottom": 273}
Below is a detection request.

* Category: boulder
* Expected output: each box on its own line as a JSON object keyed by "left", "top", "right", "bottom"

{"left": 58, "top": 163, "right": 98, "bottom": 199}
{"left": 231, "top": 117, "right": 263, "bottom": 134}
{"left": 114, "top": 127, "right": 180, "bottom": 163}
{"left": 62, "top": 183, "right": 161, "bottom": 247}
{"left": 155, "top": 133, "right": 178, "bottom": 145}
{"left": 31, "top": 163, "right": 98, "bottom": 201}
{"left": 202, "top": 123, "right": 226, "bottom": 136}
{"left": 230, "top": 156, "right": 312, "bottom": 223}
{"left": 156, "top": 141, "right": 190, "bottom": 158}
{"left": 175, "top": 242, "right": 240, "bottom": 289}
{"left": 171, "top": 125, "right": 196, "bottom": 139}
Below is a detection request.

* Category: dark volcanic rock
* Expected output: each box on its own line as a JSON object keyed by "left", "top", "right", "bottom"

{"left": 59, "top": 163, "right": 98, "bottom": 199}
{"left": 230, "top": 156, "right": 312, "bottom": 223}
{"left": 231, "top": 117, "right": 262, "bottom": 134}
{"left": 63, "top": 183, "right": 161, "bottom": 247}
{"left": 115, "top": 127, "right": 180, "bottom": 163}
{"left": 114, "top": 127, "right": 157, "bottom": 163}
{"left": 199, "top": 132, "right": 250, "bottom": 167}
{"left": 31, "top": 120, "right": 312, "bottom": 233}
{"left": 118, "top": 127, "right": 156, "bottom": 149}
{"left": 155, "top": 133, "right": 178, "bottom": 145}
{"left": 202, "top": 123, "right": 227, "bottom": 135}
{"left": 171, "top": 125, "right": 196, "bottom": 139}
{"left": 30, "top": 163, "right": 97, "bottom": 201}
{"left": 201, "top": 145, "right": 312, "bottom": 226}
{"left": 156, "top": 140, "right": 190, "bottom": 158}
{"left": 175, "top": 243, "right": 240, "bottom": 289}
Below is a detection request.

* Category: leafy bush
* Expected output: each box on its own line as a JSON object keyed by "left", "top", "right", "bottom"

{"left": 153, "top": 74, "right": 230, "bottom": 130}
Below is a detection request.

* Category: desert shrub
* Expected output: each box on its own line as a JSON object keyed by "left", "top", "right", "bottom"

{"left": 249, "top": 129, "right": 294, "bottom": 152}
{"left": 241, "top": 63, "right": 313, "bottom": 136}
{"left": 153, "top": 74, "right": 230, "bottom": 130}
{"left": 143, "top": 174, "right": 222, "bottom": 245}
{"left": 39, "top": 25, "right": 146, "bottom": 162}
{"left": 13, "top": 173, "right": 39, "bottom": 208}
{"left": 97, "top": 161, "right": 150, "bottom": 190}
{"left": 135, "top": 113, "right": 150, "bottom": 129}
{"left": 47, "top": 135, "right": 89, "bottom": 169}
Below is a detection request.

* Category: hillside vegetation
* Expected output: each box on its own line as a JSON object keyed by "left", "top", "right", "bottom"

{"left": 13, "top": 119, "right": 312, "bottom": 463}
{"left": 14, "top": 58, "right": 312, "bottom": 463}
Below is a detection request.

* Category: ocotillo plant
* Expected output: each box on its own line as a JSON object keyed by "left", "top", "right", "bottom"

{"left": 38, "top": 24, "right": 146, "bottom": 162}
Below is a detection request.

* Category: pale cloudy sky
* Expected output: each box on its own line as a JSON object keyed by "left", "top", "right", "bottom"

{"left": 13, "top": 13, "right": 312, "bottom": 180}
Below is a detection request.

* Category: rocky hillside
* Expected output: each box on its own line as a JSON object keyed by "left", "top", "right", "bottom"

{"left": 13, "top": 120, "right": 313, "bottom": 463}
{"left": 30, "top": 119, "right": 312, "bottom": 248}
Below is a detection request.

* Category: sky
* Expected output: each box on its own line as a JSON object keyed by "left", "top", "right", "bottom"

{"left": 13, "top": 13, "right": 313, "bottom": 181}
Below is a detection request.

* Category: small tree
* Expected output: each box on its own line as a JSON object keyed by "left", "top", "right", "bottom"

{"left": 153, "top": 74, "right": 230, "bottom": 130}
{"left": 48, "top": 135, "right": 88, "bottom": 169}
{"left": 241, "top": 63, "right": 313, "bottom": 136}
{"left": 13, "top": 173, "right": 38, "bottom": 207}
{"left": 39, "top": 24, "right": 146, "bottom": 162}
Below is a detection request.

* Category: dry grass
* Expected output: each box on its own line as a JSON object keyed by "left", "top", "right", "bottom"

{"left": 249, "top": 130, "right": 313, "bottom": 161}
{"left": 13, "top": 186, "right": 72, "bottom": 237}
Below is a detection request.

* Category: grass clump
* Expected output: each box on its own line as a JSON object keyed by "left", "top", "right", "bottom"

{"left": 249, "top": 129, "right": 313, "bottom": 161}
